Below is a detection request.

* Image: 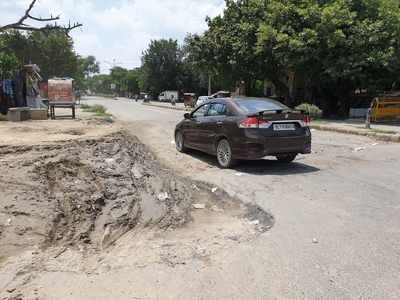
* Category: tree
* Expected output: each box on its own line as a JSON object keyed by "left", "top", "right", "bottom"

{"left": 141, "top": 39, "right": 183, "bottom": 96}
{"left": 185, "top": 0, "right": 268, "bottom": 96}
{"left": 79, "top": 56, "right": 100, "bottom": 78}
{"left": 125, "top": 68, "right": 141, "bottom": 95}
{"left": 256, "top": 0, "right": 400, "bottom": 114}
{"left": 0, "top": 29, "right": 99, "bottom": 91}
{"left": 74, "top": 55, "right": 100, "bottom": 89}
{"left": 0, "top": 52, "right": 18, "bottom": 78}
{"left": 188, "top": 0, "right": 400, "bottom": 115}
{"left": 0, "top": 0, "right": 82, "bottom": 35}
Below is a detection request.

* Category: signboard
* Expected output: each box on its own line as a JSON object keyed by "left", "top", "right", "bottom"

{"left": 48, "top": 79, "right": 74, "bottom": 103}
{"left": 110, "top": 83, "right": 116, "bottom": 90}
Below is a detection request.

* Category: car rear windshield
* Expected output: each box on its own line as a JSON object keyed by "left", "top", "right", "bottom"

{"left": 235, "top": 99, "right": 289, "bottom": 115}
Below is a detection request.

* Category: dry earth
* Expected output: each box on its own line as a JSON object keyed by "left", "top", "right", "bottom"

{"left": 0, "top": 116, "right": 273, "bottom": 299}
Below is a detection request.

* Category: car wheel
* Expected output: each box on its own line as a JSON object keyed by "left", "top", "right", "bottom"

{"left": 175, "top": 131, "right": 187, "bottom": 153}
{"left": 216, "top": 139, "right": 236, "bottom": 168}
{"left": 276, "top": 154, "right": 297, "bottom": 163}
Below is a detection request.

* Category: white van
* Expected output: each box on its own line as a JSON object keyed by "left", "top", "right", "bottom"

{"left": 158, "top": 91, "right": 178, "bottom": 102}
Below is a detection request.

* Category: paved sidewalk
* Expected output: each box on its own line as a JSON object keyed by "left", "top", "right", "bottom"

{"left": 311, "top": 120, "right": 400, "bottom": 142}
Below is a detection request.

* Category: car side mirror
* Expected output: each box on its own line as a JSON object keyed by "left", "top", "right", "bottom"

{"left": 184, "top": 113, "right": 191, "bottom": 120}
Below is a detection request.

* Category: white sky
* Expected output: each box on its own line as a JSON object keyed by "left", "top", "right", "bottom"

{"left": 0, "top": 0, "right": 225, "bottom": 73}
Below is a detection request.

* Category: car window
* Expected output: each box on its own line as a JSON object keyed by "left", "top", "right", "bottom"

{"left": 192, "top": 104, "right": 210, "bottom": 118}
{"left": 235, "top": 99, "right": 289, "bottom": 114}
{"left": 207, "top": 103, "right": 227, "bottom": 116}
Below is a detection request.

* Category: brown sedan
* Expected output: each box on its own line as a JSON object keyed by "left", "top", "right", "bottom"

{"left": 175, "top": 97, "right": 312, "bottom": 168}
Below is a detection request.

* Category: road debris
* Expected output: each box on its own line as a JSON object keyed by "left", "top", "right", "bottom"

{"left": 157, "top": 192, "right": 170, "bottom": 201}
{"left": 248, "top": 219, "right": 260, "bottom": 226}
{"left": 353, "top": 147, "right": 366, "bottom": 152}
{"left": 211, "top": 205, "right": 224, "bottom": 213}
{"left": 211, "top": 187, "right": 219, "bottom": 193}
{"left": 192, "top": 203, "right": 206, "bottom": 209}
{"left": 235, "top": 172, "right": 244, "bottom": 177}
{"left": 312, "top": 238, "right": 319, "bottom": 244}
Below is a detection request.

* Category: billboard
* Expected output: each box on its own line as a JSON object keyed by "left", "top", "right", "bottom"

{"left": 48, "top": 79, "right": 74, "bottom": 103}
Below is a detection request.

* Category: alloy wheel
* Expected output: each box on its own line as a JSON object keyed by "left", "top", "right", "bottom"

{"left": 217, "top": 139, "right": 232, "bottom": 168}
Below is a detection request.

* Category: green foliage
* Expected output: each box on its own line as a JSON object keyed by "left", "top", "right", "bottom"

{"left": 76, "top": 55, "right": 100, "bottom": 89}
{"left": 81, "top": 104, "right": 111, "bottom": 117}
{"left": 0, "top": 30, "right": 99, "bottom": 90}
{"left": 87, "top": 67, "right": 142, "bottom": 96}
{"left": 295, "top": 103, "right": 323, "bottom": 119}
{"left": 141, "top": 39, "right": 183, "bottom": 96}
{"left": 188, "top": 0, "right": 400, "bottom": 115}
{"left": 0, "top": 51, "right": 19, "bottom": 77}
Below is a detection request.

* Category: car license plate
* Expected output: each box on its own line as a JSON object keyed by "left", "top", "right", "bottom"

{"left": 273, "top": 123, "right": 295, "bottom": 131}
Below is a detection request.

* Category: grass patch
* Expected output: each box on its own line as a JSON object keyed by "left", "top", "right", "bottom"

{"left": 81, "top": 104, "right": 112, "bottom": 117}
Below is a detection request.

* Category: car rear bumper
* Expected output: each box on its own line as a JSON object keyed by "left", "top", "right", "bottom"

{"left": 232, "top": 133, "right": 312, "bottom": 160}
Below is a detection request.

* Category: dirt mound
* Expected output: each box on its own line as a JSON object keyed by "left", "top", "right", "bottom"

{"left": 0, "top": 132, "right": 274, "bottom": 259}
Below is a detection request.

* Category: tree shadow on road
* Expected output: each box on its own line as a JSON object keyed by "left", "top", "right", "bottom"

{"left": 185, "top": 150, "right": 320, "bottom": 176}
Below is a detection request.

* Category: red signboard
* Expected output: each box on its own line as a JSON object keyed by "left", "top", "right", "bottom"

{"left": 48, "top": 79, "right": 74, "bottom": 102}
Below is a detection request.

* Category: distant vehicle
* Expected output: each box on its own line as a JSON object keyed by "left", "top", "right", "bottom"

{"left": 210, "top": 91, "right": 231, "bottom": 99}
{"left": 159, "top": 91, "right": 179, "bottom": 102}
{"left": 369, "top": 96, "right": 400, "bottom": 122}
{"left": 183, "top": 93, "right": 197, "bottom": 108}
{"left": 138, "top": 92, "right": 149, "bottom": 100}
{"left": 196, "top": 96, "right": 210, "bottom": 107}
{"left": 174, "top": 97, "right": 312, "bottom": 168}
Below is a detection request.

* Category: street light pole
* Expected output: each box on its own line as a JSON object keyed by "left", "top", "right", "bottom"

{"left": 208, "top": 74, "right": 212, "bottom": 96}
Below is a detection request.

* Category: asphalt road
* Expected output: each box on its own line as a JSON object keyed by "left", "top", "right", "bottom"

{"left": 81, "top": 97, "right": 400, "bottom": 299}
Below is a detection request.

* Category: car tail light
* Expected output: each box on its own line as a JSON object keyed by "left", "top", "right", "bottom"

{"left": 239, "top": 117, "right": 270, "bottom": 128}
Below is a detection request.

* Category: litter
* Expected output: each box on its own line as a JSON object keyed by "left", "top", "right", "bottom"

{"left": 312, "top": 238, "right": 319, "bottom": 244}
{"left": 211, "top": 187, "right": 218, "bottom": 193}
{"left": 235, "top": 172, "right": 244, "bottom": 177}
{"left": 192, "top": 184, "right": 200, "bottom": 191}
{"left": 353, "top": 147, "right": 366, "bottom": 152}
{"left": 211, "top": 205, "right": 223, "bottom": 212}
{"left": 5, "top": 218, "right": 12, "bottom": 226}
{"left": 157, "top": 192, "right": 170, "bottom": 201}
{"left": 371, "top": 143, "right": 379, "bottom": 146}
{"left": 193, "top": 203, "right": 206, "bottom": 209}
{"left": 248, "top": 219, "right": 260, "bottom": 226}
{"left": 171, "top": 140, "right": 175, "bottom": 145}
{"left": 105, "top": 158, "right": 115, "bottom": 164}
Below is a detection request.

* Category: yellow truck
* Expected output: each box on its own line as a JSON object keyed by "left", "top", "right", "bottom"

{"left": 370, "top": 96, "right": 400, "bottom": 122}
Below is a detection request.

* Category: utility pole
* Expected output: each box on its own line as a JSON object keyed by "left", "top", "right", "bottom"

{"left": 208, "top": 74, "right": 212, "bottom": 96}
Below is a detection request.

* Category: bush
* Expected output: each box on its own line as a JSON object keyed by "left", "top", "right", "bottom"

{"left": 81, "top": 104, "right": 110, "bottom": 116}
{"left": 295, "top": 103, "right": 323, "bottom": 119}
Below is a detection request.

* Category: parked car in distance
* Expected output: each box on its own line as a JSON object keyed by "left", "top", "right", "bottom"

{"left": 174, "top": 97, "right": 312, "bottom": 168}
{"left": 159, "top": 90, "right": 179, "bottom": 102}
{"left": 196, "top": 96, "right": 210, "bottom": 107}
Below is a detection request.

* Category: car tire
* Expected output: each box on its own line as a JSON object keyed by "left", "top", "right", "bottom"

{"left": 175, "top": 131, "right": 187, "bottom": 153}
{"left": 276, "top": 154, "right": 297, "bottom": 163}
{"left": 216, "top": 139, "right": 236, "bottom": 168}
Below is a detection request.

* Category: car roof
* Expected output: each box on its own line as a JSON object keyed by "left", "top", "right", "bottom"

{"left": 207, "top": 96, "right": 282, "bottom": 103}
